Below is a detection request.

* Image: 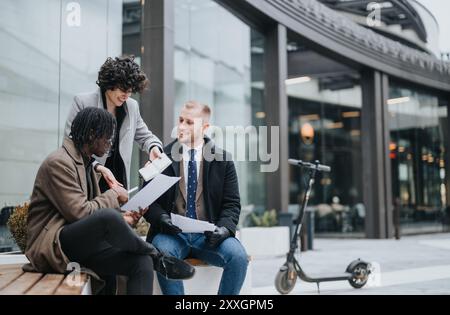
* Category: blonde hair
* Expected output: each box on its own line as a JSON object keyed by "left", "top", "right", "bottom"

{"left": 183, "top": 101, "right": 211, "bottom": 122}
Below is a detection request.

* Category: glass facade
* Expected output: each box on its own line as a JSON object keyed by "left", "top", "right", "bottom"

{"left": 0, "top": 0, "right": 131, "bottom": 251}
{"left": 287, "top": 41, "right": 365, "bottom": 236}
{"left": 388, "top": 83, "right": 449, "bottom": 234}
{"left": 173, "top": 0, "right": 267, "bottom": 219}
{"left": 0, "top": 0, "right": 123, "bottom": 206}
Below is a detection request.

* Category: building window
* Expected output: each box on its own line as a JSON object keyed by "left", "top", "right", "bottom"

{"left": 287, "top": 39, "right": 364, "bottom": 236}
{"left": 388, "top": 83, "right": 449, "bottom": 234}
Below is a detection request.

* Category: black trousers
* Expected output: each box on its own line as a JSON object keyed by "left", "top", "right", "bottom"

{"left": 59, "top": 208, "right": 153, "bottom": 295}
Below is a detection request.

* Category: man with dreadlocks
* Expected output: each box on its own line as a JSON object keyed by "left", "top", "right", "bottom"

{"left": 24, "top": 107, "right": 195, "bottom": 295}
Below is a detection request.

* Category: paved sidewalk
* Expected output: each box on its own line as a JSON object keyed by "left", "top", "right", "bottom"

{"left": 251, "top": 233, "right": 450, "bottom": 295}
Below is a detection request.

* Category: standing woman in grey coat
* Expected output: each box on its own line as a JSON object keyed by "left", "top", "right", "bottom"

{"left": 65, "top": 56, "right": 163, "bottom": 191}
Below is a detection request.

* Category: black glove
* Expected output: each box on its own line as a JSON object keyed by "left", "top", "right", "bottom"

{"left": 204, "top": 226, "right": 230, "bottom": 248}
{"left": 159, "top": 213, "right": 182, "bottom": 235}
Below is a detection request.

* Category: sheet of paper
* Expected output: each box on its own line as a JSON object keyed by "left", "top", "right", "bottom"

{"left": 139, "top": 153, "right": 172, "bottom": 181}
{"left": 121, "top": 174, "right": 180, "bottom": 211}
{"left": 152, "top": 153, "right": 172, "bottom": 171}
{"left": 171, "top": 213, "right": 217, "bottom": 233}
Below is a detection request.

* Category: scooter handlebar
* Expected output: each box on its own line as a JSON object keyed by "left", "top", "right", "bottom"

{"left": 288, "top": 159, "right": 331, "bottom": 173}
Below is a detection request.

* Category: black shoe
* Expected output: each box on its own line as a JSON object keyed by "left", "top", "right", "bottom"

{"left": 153, "top": 254, "right": 196, "bottom": 280}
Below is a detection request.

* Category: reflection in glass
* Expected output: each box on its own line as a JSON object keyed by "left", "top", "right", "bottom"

{"left": 287, "top": 40, "right": 364, "bottom": 236}
{"left": 388, "top": 84, "right": 449, "bottom": 234}
{"left": 0, "top": 0, "right": 125, "bottom": 251}
{"left": 0, "top": 0, "right": 61, "bottom": 209}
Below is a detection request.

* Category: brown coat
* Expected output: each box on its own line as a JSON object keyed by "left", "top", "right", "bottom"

{"left": 24, "top": 137, "right": 120, "bottom": 273}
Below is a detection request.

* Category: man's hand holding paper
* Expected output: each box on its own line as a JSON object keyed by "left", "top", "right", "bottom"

{"left": 170, "top": 213, "right": 217, "bottom": 233}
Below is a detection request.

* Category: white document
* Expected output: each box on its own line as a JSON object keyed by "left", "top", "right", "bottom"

{"left": 121, "top": 174, "right": 180, "bottom": 211}
{"left": 139, "top": 153, "right": 172, "bottom": 182}
{"left": 171, "top": 213, "right": 217, "bottom": 233}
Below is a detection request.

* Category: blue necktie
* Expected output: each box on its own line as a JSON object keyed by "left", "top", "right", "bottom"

{"left": 186, "top": 149, "right": 197, "bottom": 219}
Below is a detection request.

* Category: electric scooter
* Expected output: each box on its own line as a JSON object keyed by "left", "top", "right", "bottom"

{"left": 275, "top": 159, "right": 372, "bottom": 295}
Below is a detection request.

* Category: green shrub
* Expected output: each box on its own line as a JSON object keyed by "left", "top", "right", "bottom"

{"left": 249, "top": 209, "right": 278, "bottom": 227}
{"left": 134, "top": 218, "right": 150, "bottom": 236}
{"left": 7, "top": 203, "right": 29, "bottom": 253}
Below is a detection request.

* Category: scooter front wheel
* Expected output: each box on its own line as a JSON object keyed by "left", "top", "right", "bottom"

{"left": 275, "top": 263, "right": 297, "bottom": 294}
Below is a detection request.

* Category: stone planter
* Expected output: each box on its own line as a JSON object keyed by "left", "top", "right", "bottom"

{"left": 0, "top": 252, "right": 29, "bottom": 265}
{"left": 237, "top": 226, "right": 290, "bottom": 257}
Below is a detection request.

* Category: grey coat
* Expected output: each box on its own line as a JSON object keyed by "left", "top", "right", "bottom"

{"left": 64, "top": 88, "right": 163, "bottom": 188}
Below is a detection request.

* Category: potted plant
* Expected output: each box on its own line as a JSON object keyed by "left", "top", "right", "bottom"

{"left": 134, "top": 218, "right": 150, "bottom": 240}
{"left": 6, "top": 203, "right": 28, "bottom": 254}
{"left": 0, "top": 203, "right": 29, "bottom": 265}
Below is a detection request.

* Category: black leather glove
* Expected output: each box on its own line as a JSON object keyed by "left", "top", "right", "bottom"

{"left": 159, "top": 213, "right": 182, "bottom": 235}
{"left": 204, "top": 226, "right": 230, "bottom": 248}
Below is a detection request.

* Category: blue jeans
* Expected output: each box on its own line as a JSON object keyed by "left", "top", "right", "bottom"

{"left": 151, "top": 233, "right": 248, "bottom": 295}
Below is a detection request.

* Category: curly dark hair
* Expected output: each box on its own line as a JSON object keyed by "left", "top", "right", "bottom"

{"left": 96, "top": 55, "right": 149, "bottom": 93}
{"left": 70, "top": 107, "right": 117, "bottom": 150}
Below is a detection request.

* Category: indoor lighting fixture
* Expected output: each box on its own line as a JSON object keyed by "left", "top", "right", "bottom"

{"left": 326, "top": 122, "right": 344, "bottom": 129}
{"left": 300, "top": 114, "right": 320, "bottom": 121}
{"left": 255, "top": 112, "right": 266, "bottom": 119}
{"left": 286, "top": 76, "right": 311, "bottom": 85}
{"left": 387, "top": 97, "right": 410, "bottom": 105}
{"left": 342, "top": 111, "right": 360, "bottom": 118}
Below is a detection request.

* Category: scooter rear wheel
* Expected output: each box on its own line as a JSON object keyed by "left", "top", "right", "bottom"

{"left": 347, "top": 261, "right": 370, "bottom": 289}
{"left": 275, "top": 263, "right": 297, "bottom": 294}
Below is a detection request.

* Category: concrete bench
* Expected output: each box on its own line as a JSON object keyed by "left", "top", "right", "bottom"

{"left": 153, "top": 257, "right": 252, "bottom": 295}
{"left": 0, "top": 264, "right": 91, "bottom": 295}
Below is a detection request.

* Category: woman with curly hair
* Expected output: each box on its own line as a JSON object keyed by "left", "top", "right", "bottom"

{"left": 65, "top": 56, "right": 163, "bottom": 192}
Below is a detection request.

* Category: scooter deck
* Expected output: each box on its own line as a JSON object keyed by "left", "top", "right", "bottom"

{"left": 299, "top": 272, "right": 352, "bottom": 283}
